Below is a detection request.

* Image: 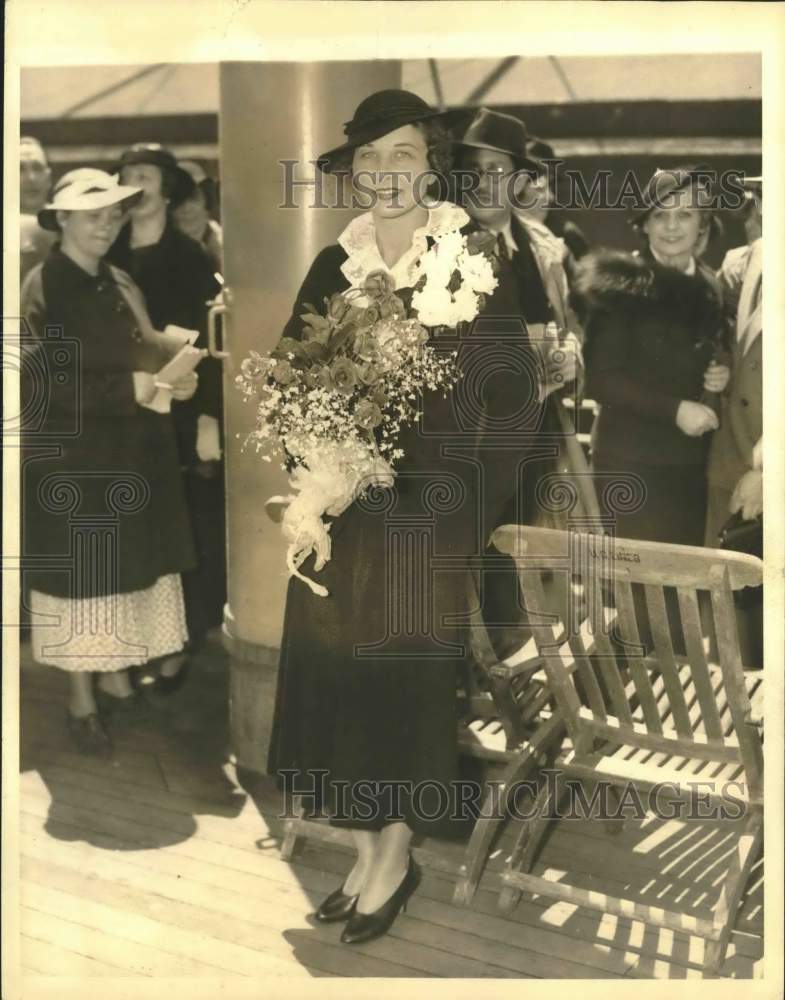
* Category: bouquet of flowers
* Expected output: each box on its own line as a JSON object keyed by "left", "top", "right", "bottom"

{"left": 236, "top": 228, "right": 497, "bottom": 596}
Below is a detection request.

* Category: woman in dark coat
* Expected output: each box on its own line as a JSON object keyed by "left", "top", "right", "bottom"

{"left": 266, "top": 91, "right": 543, "bottom": 945}
{"left": 573, "top": 167, "right": 729, "bottom": 545}
{"left": 21, "top": 169, "right": 198, "bottom": 755}
{"left": 108, "top": 144, "right": 224, "bottom": 686}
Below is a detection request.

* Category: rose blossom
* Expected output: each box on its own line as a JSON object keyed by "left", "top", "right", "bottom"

{"left": 330, "top": 358, "right": 358, "bottom": 394}
{"left": 363, "top": 270, "right": 396, "bottom": 301}
{"left": 354, "top": 400, "right": 383, "bottom": 430}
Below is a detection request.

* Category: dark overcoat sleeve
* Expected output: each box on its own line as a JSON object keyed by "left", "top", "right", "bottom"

{"left": 279, "top": 244, "right": 350, "bottom": 343}
{"left": 585, "top": 308, "right": 682, "bottom": 425}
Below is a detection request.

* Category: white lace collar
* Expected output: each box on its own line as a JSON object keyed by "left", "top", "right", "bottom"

{"left": 338, "top": 201, "right": 470, "bottom": 296}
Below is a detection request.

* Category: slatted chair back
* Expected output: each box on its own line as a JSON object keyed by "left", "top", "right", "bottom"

{"left": 491, "top": 525, "right": 764, "bottom": 802}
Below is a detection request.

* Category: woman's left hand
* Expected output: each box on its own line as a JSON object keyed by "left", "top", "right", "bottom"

{"left": 170, "top": 371, "right": 199, "bottom": 401}
{"left": 730, "top": 468, "right": 763, "bottom": 521}
{"left": 703, "top": 362, "right": 730, "bottom": 394}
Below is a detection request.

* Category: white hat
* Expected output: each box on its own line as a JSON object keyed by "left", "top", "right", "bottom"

{"left": 38, "top": 168, "right": 142, "bottom": 231}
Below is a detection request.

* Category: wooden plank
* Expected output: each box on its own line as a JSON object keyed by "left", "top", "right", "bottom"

{"left": 560, "top": 753, "right": 748, "bottom": 809}
{"left": 519, "top": 567, "right": 590, "bottom": 751}
{"left": 21, "top": 931, "right": 129, "bottom": 977}
{"left": 19, "top": 765, "right": 753, "bottom": 912}
{"left": 677, "top": 588, "right": 725, "bottom": 740}
{"left": 21, "top": 799, "right": 759, "bottom": 969}
{"left": 614, "top": 581, "right": 663, "bottom": 734}
{"left": 704, "top": 815, "right": 764, "bottom": 974}
{"left": 18, "top": 772, "right": 744, "bottom": 921}
{"left": 18, "top": 812, "right": 626, "bottom": 980}
{"left": 492, "top": 526, "right": 763, "bottom": 590}
{"left": 709, "top": 568, "right": 764, "bottom": 803}
{"left": 19, "top": 852, "right": 521, "bottom": 980}
{"left": 20, "top": 899, "right": 228, "bottom": 977}
{"left": 566, "top": 612, "right": 609, "bottom": 721}
{"left": 578, "top": 712, "right": 742, "bottom": 764}
{"left": 21, "top": 862, "right": 356, "bottom": 979}
{"left": 502, "top": 870, "right": 721, "bottom": 939}
{"left": 578, "top": 542, "right": 636, "bottom": 727}
{"left": 23, "top": 793, "right": 755, "bottom": 982}
{"left": 644, "top": 585, "right": 694, "bottom": 738}
{"left": 21, "top": 759, "right": 252, "bottom": 828}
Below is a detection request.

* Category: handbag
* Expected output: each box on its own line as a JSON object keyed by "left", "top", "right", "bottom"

{"left": 718, "top": 510, "right": 762, "bottom": 610}
{"left": 718, "top": 510, "right": 762, "bottom": 559}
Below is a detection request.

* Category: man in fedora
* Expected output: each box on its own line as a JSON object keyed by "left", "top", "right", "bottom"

{"left": 452, "top": 108, "right": 584, "bottom": 655}
{"left": 453, "top": 108, "right": 581, "bottom": 341}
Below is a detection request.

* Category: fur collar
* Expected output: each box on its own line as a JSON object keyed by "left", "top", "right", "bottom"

{"left": 570, "top": 249, "right": 720, "bottom": 330}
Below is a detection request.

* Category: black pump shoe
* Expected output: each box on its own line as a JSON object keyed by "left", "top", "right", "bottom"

{"left": 153, "top": 657, "right": 191, "bottom": 695}
{"left": 314, "top": 884, "right": 359, "bottom": 923}
{"left": 340, "top": 855, "right": 421, "bottom": 945}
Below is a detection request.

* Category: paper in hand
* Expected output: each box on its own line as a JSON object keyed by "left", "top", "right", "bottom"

{"left": 141, "top": 343, "right": 208, "bottom": 414}
{"left": 157, "top": 324, "right": 199, "bottom": 355}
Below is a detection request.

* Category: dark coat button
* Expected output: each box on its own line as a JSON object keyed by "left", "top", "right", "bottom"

{"left": 741, "top": 398, "right": 749, "bottom": 407}
{"left": 131, "top": 328, "right": 142, "bottom": 342}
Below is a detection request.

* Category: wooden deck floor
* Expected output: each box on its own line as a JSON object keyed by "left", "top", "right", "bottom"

{"left": 16, "top": 632, "right": 763, "bottom": 983}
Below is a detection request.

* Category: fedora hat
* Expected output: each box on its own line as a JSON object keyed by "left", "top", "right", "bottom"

{"left": 115, "top": 143, "right": 196, "bottom": 206}
{"left": 38, "top": 168, "right": 143, "bottom": 231}
{"left": 453, "top": 108, "right": 545, "bottom": 175}
{"left": 316, "top": 89, "right": 468, "bottom": 174}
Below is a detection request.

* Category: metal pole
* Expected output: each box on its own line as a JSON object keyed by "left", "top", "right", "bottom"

{"left": 219, "top": 61, "right": 402, "bottom": 772}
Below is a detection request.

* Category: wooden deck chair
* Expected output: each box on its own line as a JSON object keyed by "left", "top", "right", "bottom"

{"left": 451, "top": 567, "right": 566, "bottom": 905}
{"left": 452, "top": 395, "right": 604, "bottom": 904}
{"left": 491, "top": 524, "right": 764, "bottom": 977}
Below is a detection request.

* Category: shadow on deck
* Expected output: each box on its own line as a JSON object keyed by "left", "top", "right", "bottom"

{"left": 18, "top": 631, "right": 763, "bottom": 981}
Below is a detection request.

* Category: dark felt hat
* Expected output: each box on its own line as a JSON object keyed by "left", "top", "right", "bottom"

{"left": 452, "top": 108, "right": 545, "bottom": 175}
{"left": 631, "top": 165, "right": 715, "bottom": 220}
{"left": 630, "top": 164, "right": 723, "bottom": 241}
{"left": 316, "top": 89, "right": 468, "bottom": 174}
{"left": 116, "top": 143, "right": 196, "bottom": 207}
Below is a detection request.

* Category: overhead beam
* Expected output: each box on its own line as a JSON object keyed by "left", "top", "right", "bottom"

{"left": 428, "top": 59, "right": 445, "bottom": 110}
{"left": 60, "top": 64, "right": 168, "bottom": 119}
{"left": 465, "top": 56, "right": 520, "bottom": 105}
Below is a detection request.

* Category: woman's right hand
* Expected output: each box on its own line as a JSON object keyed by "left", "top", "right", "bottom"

{"left": 675, "top": 400, "right": 719, "bottom": 437}
{"left": 132, "top": 371, "right": 157, "bottom": 405}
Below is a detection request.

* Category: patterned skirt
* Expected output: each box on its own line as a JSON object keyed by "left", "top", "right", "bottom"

{"left": 30, "top": 573, "right": 188, "bottom": 672}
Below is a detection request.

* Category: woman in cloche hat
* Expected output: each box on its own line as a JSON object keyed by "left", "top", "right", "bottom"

{"left": 572, "top": 165, "right": 730, "bottom": 546}
{"left": 108, "top": 144, "right": 224, "bottom": 691}
{"left": 21, "top": 169, "right": 200, "bottom": 755}
{"left": 267, "top": 89, "right": 510, "bottom": 946}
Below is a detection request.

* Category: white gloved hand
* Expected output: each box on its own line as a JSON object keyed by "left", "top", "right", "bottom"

{"left": 730, "top": 469, "right": 763, "bottom": 521}
{"left": 675, "top": 400, "right": 719, "bottom": 437}
{"left": 132, "top": 371, "right": 157, "bottom": 404}
{"left": 196, "top": 413, "right": 222, "bottom": 461}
